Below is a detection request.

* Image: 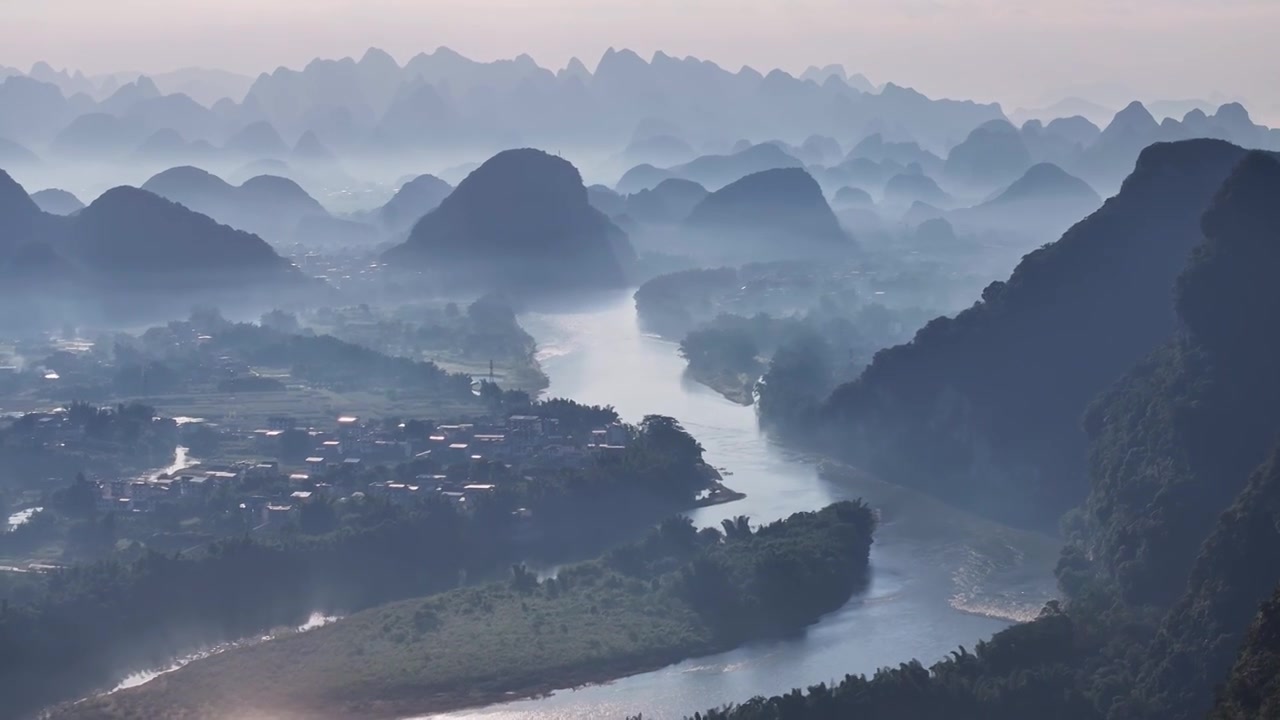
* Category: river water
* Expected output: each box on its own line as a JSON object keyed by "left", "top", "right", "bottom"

{"left": 422, "top": 292, "right": 1060, "bottom": 720}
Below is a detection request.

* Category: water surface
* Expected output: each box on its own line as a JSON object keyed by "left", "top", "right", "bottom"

{"left": 421, "top": 292, "right": 1059, "bottom": 720}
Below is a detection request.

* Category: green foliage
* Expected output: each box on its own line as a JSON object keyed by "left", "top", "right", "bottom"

{"left": 56, "top": 502, "right": 876, "bottom": 720}
{"left": 1211, "top": 585, "right": 1280, "bottom": 720}
{"left": 815, "top": 140, "right": 1254, "bottom": 527}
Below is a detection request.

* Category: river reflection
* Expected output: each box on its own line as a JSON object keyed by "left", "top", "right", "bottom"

{"left": 419, "top": 291, "right": 1058, "bottom": 720}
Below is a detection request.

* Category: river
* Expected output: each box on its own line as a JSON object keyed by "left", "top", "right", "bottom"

{"left": 420, "top": 291, "right": 1060, "bottom": 720}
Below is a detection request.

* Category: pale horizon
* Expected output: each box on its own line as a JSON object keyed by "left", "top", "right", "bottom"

{"left": 4, "top": 0, "right": 1280, "bottom": 117}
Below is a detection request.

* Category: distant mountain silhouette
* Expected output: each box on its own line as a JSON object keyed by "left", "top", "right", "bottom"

{"left": 832, "top": 186, "right": 873, "bottom": 208}
{"left": 134, "top": 128, "right": 195, "bottom": 158}
{"left": 847, "top": 133, "right": 944, "bottom": 176}
{"left": 883, "top": 171, "right": 952, "bottom": 207}
{"left": 50, "top": 112, "right": 147, "bottom": 157}
{"left": 625, "top": 178, "right": 709, "bottom": 224}
{"left": 0, "top": 171, "right": 311, "bottom": 326}
{"left": 376, "top": 174, "right": 453, "bottom": 236}
{"left": 799, "top": 134, "right": 843, "bottom": 164}
{"left": 0, "top": 138, "right": 37, "bottom": 165}
{"left": 141, "top": 166, "right": 330, "bottom": 245}
{"left": 1076, "top": 101, "right": 1163, "bottom": 187}
{"left": 0, "top": 76, "right": 75, "bottom": 142}
{"left": 30, "top": 189, "right": 84, "bottom": 215}
{"left": 63, "top": 186, "right": 296, "bottom": 282}
{"left": 951, "top": 163, "right": 1102, "bottom": 237}
{"left": 227, "top": 46, "right": 1001, "bottom": 155}
{"left": 668, "top": 143, "right": 803, "bottom": 190}
{"left": 1044, "top": 116, "right": 1102, "bottom": 146}
{"left": 587, "top": 185, "right": 626, "bottom": 217}
{"left": 290, "top": 130, "right": 337, "bottom": 164}
{"left": 615, "top": 163, "right": 676, "bottom": 194}
{"left": 943, "top": 120, "right": 1033, "bottom": 190}
{"left": 383, "top": 148, "right": 634, "bottom": 295}
{"left": 684, "top": 167, "right": 850, "bottom": 261}
{"left": 818, "top": 139, "right": 1255, "bottom": 525}
{"left": 225, "top": 120, "right": 289, "bottom": 157}
{"left": 911, "top": 217, "right": 958, "bottom": 247}
{"left": 620, "top": 134, "right": 695, "bottom": 168}
{"left": 984, "top": 162, "right": 1100, "bottom": 207}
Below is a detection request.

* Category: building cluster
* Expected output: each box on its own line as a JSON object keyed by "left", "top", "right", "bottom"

{"left": 76, "top": 411, "right": 632, "bottom": 528}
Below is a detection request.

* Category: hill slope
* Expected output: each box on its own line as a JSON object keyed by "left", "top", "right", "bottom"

{"left": 816, "top": 139, "right": 1253, "bottom": 526}
{"left": 382, "top": 148, "right": 634, "bottom": 294}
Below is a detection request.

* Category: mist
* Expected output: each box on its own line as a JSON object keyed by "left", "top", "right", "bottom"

{"left": 4, "top": 6, "right": 1280, "bottom": 720}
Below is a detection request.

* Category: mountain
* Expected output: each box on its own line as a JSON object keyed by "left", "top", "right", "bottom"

{"left": 1066, "top": 151, "right": 1280, "bottom": 610}
{"left": 0, "top": 172, "right": 311, "bottom": 326}
{"left": 373, "top": 78, "right": 458, "bottom": 147}
{"left": 944, "top": 119, "right": 1033, "bottom": 190}
{"left": 615, "top": 163, "right": 676, "bottom": 194}
{"left": 30, "top": 189, "right": 84, "bottom": 215}
{"left": 668, "top": 143, "right": 803, "bottom": 190}
{"left": 586, "top": 185, "right": 626, "bottom": 217}
{"left": 983, "top": 163, "right": 1099, "bottom": 207}
{"left": 141, "top": 166, "right": 329, "bottom": 245}
{"left": 98, "top": 76, "right": 161, "bottom": 115}
{"left": 148, "top": 67, "right": 254, "bottom": 106}
{"left": 289, "top": 130, "right": 336, "bottom": 164}
{"left": 0, "top": 169, "right": 49, "bottom": 250}
{"left": 816, "top": 140, "right": 1253, "bottom": 526}
{"left": 1021, "top": 118, "right": 1095, "bottom": 168}
{"left": 231, "top": 46, "right": 1001, "bottom": 153}
{"left": 620, "top": 134, "right": 696, "bottom": 168}
{"left": 382, "top": 148, "right": 634, "bottom": 294}
{"left": 225, "top": 120, "right": 289, "bottom": 157}
{"left": 883, "top": 171, "right": 951, "bottom": 207}
{"left": 683, "top": 167, "right": 850, "bottom": 262}
{"left": 50, "top": 112, "right": 147, "bottom": 157}
{"left": 799, "top": 134, "right": 843, "bottom": 164}
{"left": 376, "top": 174, "right": 453, "bottom": 236}
{"left": 1044, "top": 115, "right": 1102, "bottom": 147}
{"left": 625, "top": 178, "right": 708, "bottom": 224}
{"left": 62, "top": 186, "right": 298, "bottom": 285}
{"left": 832, "top": 186, "right": 873, "bottom": 208}
{"left": 1077, "top": 101, "right": 1163, "bottom": 188}
{"left": 1131, "top": 443, "right": 1280, "bottom": 720}
{"left": 1212, "top": 586, "right": 1280, "bottom": 720}
{"left": 847, "top": 133, "right": 944, "bottom": 175}
{"left": 0, "top": 137, "right": 38, "bottom": 165}
{"left": 0, "top": 76, "right": 75, "bottom": 143}
{"left": 1011, "top": 96, "right": 1115, "bottom": 127}
{"left": 951, "top": 163, "right": 1102, "bottom": 236}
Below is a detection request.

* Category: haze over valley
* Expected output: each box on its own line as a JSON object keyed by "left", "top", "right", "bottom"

{"left": 4, "top": 6, "right": 1280, "bottom": 720}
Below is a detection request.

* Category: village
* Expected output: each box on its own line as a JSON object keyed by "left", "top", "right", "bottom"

{"left": 85, "top": 409, "right": 632, "bottom": 528}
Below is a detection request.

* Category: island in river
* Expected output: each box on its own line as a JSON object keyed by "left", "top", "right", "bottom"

{"left": 53, "top": 502, "right": 875, "bottom": 720}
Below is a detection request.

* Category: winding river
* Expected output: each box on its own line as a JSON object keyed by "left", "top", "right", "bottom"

{"left": 420, "top": 292, "right": 1060, "bottom": 720}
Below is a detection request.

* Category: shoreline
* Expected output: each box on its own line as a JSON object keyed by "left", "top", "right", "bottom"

{"left": 683, "top": 365, "right": 756, "bottom": 406}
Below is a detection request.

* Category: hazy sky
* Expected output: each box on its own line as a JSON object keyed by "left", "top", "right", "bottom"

{"left": 4, "top": 0, "right": 1279, "bottom": 113}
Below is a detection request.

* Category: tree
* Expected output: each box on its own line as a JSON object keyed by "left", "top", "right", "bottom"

{"left": 260, "top": 309, "right": 301, "bottom": 335}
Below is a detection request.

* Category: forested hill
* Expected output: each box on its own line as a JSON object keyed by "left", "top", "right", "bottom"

{"left": 815, "top": 139, "right": 1254, "bottom": 528}
{"left": 51, "top": 502, "right": 876, "bottom": 720}
{"left": 1211, "top": 585, "right": 1280, "bottom": 720}
{"left": 658, "top": 151, "right": 1280, "bottom": 720}
{"left": 1056, "top": 151, "right": 1280, "bottom": 720}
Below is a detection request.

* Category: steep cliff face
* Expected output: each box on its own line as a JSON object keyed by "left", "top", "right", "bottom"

{"left": 818, "top": 140, "right": 1253, "bottom": 526}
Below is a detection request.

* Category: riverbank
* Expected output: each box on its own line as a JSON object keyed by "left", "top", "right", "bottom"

{"left": 683, "top": 364, "right": 756, "bottom": 406}
{"left": 53, "top": 503, "right": 875, "bottom": 720}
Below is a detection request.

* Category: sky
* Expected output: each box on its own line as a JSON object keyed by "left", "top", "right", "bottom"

{"left": 4, "top": 0, "right": 1279, "bottom": 115}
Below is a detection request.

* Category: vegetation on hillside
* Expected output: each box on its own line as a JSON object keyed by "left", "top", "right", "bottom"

{"left": 52, "top": 502, "right": 876, "bottom": 720}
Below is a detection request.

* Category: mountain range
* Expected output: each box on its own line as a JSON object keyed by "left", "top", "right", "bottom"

{"left": 0, "top": 168, "right": 312, "bottom": 327}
